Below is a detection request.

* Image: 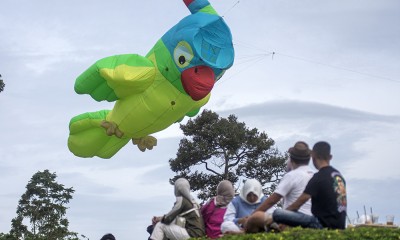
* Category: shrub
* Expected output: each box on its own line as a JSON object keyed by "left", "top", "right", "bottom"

{"left": 192, "top": 227, "right": 400, "bottom": 240}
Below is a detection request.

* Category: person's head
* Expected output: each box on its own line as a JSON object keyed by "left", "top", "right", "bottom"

{"left": 100, "top": 233, "right": 115, "bottom": 240}
{"left": 288, "top": 141, "right": 311, "bottom": 167}
{"left": 311, "top": 141, "right": 332, "bottom": 169}
{"left": 215, "top": 180, "right": 235, "bottom": 207}
{"left": 174, "top": 178, "right": 192, "bottom": 200}
{"left": 240, "top": 179, "right": 263, "bottom": 205}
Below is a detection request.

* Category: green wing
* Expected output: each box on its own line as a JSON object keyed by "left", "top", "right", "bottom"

{"left": 75, "top": 54, "right": 156, "bottom": 101}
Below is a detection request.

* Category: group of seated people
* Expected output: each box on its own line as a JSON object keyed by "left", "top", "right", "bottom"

{"left": 147, "top": 141, "right": 347, "bottom": 240}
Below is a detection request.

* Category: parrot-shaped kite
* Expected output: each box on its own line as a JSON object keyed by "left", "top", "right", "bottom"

{"left": 68, "top": 0, "right": 234, "bottom": 158}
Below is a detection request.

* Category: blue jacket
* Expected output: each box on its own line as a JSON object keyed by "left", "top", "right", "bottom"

{"left": 224, "top": 195, "right": 268, "bottom": 225}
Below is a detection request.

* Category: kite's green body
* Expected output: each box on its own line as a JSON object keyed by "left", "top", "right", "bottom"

{"left": 68, "top": 0, "right": 234, "bottom": 158}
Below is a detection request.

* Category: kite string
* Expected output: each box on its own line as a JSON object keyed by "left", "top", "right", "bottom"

{"left": 234, "top": 40, "right": 273, "bottom": 54}
{"left": 217, "top": 53, "right": 272, "bottom": 85}
{"left": 221, "top": 0, "right": 398, "bottom": 85}
{"left": 230, "top": 40, "right": 399, "bottom": 84}
{"left": 216, "top": 40, "right": 275, "bottom": 86}
{"left": 222, "top": 0, "right": 240, "bottom": 18}
{"left": 275, "top": 52, "right": 399, "bottom": 83}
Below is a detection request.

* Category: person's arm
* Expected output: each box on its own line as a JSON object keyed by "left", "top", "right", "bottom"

{"left": 286, "top": 193, "right": 311, "bottom": 211}
{"left": 254, "top": 193, "right": 282, "bottom": 213}
{"left": 223, "top": 201, "right": 238, "bottom": 224}
{"left": 162, "top": 197, "right": 185, "bottom": 224}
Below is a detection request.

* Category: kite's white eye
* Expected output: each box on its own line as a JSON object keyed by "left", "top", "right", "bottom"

{"left": 174, "top": 41, "right": 194, "bottom": 68}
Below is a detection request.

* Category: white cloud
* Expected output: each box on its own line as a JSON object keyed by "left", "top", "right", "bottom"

{"left": 64, "top": 164, "right": 174, "bottom": 201}
{"left": 218, "top": 100, "right": 400, "bottom": 180}
{"left": 346, "top": 125, "right": 400, "bottom": 180}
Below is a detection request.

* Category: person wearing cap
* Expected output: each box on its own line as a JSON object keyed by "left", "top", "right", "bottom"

{"left": 220, "top": 178, "right": 270, "bottom": 234}
{"left": 245, "top": 141, "right": 315, "bottom": 233}
{"left": 272, "top": 141, "right": 347, "bottom": 230}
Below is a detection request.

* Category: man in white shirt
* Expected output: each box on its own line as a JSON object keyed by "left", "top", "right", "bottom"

{"left": 245, "top": 141, "right": 315, "bottom": 233}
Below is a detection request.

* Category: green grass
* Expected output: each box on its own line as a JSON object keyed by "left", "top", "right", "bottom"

{"left": 192, "top": 227, "right": 400, "bottom": 240}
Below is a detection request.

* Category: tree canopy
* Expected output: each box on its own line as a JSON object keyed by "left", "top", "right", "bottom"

{"left": 9, "top": 170, "right": 83, "bottom": 240}
{"left": 169, "top": 110, "right": 287, "bottom": 201}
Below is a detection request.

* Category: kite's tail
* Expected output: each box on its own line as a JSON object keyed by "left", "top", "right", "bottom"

{"left": 183, "top": 0, "right": 218, "bottom": 15}
{"left": 67, "top": 110, "right": 130, "bottom": 159}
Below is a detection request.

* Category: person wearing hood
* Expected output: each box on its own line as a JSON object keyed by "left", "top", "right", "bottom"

{"left": 201, "top": 180, "right": 235, "bottom": 238}
{"left": 149, "top": 178, "right": 205, "bottom": 240}
{"left": 220, "top": 179, "right": 273, "bottom": 234}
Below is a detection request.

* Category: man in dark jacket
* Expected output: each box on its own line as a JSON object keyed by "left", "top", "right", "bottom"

{"left": 272, "top": 141, "right": 347, "bottom": 229}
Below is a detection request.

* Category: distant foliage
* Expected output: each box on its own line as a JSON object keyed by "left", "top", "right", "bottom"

{"left": 0, "top": 233, "right": 89, "bottom": 240}
{"left": 169, "top": 110, "right": 287, "bottom": 201}
{"left": 0, "top": 74, "right": 5, "bottom": 92}
{"left": 8, "top": 170, "right": 85, "bottom": 240}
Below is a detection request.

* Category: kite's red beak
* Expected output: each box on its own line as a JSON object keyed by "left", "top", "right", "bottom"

{"left": 181, "top": 66, "right": 215, "bottom": 101}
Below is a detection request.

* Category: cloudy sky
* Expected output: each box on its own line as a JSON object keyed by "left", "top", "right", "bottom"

{"left": 1, "top": 0, "right": 399, "bottom": 239}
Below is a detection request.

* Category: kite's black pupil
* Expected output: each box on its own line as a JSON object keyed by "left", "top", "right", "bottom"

{"left": 179, "top": 56, "right": 186, "bottom": 64}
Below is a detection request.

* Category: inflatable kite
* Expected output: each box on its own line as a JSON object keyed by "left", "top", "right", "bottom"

{"left": 68, "top": 0, "right": 235, "bottom": 158}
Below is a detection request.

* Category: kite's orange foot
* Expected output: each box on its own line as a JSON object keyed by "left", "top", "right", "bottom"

{"left": 101, "top": 121, "right": 124, "bottom": 138}
{"left": 132, "top": 136, "right": 157, "bottom": 152}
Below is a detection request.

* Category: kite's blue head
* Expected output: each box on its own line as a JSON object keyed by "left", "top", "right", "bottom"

{"left": 160, "top": 9, "right": 234, "bottom": 100}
